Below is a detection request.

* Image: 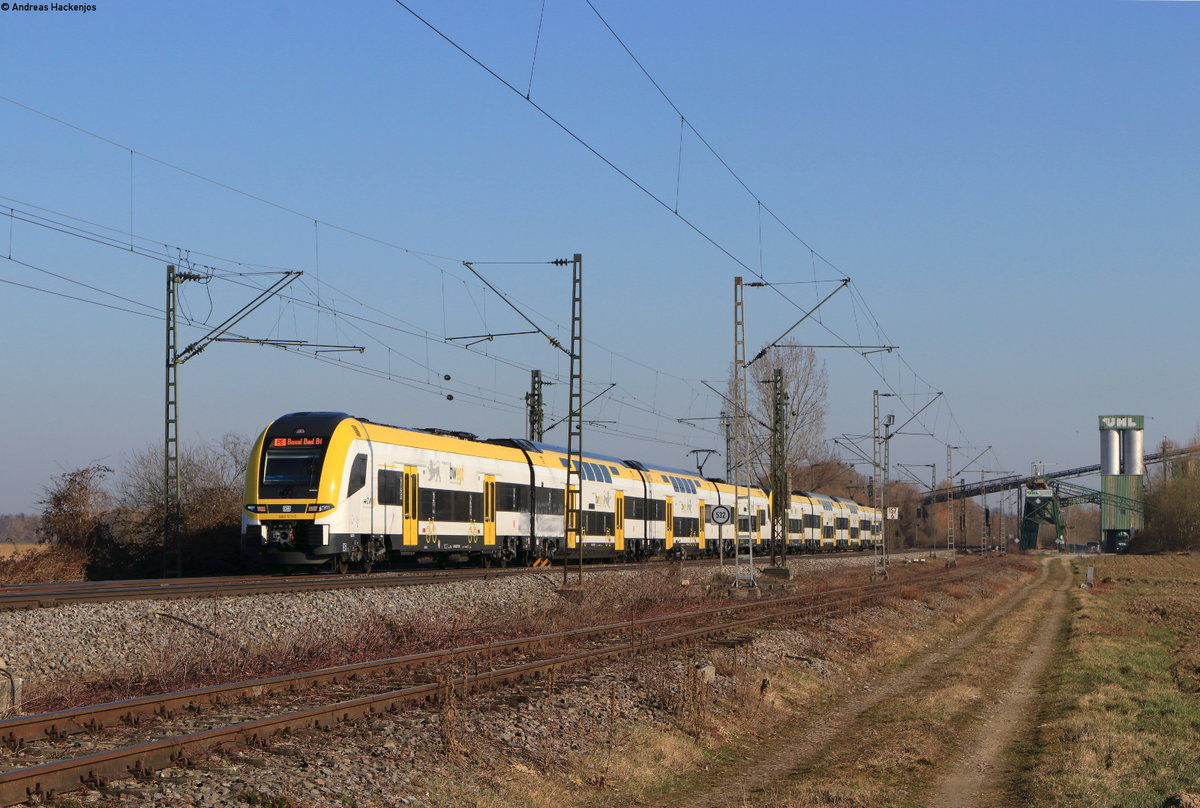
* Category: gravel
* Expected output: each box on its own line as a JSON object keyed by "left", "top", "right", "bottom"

{"left": 0, "top": 552, "right": 928, "bottom": 807}
{"left": 0, "top": 574, "right": 561, "bottom": 692}
{"left": 0, "top": 554, "right": 903, "bottom": 693}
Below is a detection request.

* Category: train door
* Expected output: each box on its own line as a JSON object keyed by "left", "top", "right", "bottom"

{"left": 377, "top": 468, "right": 405, "bottom": 540}
{"left": 483, "top": 475, "right": 496, "bottom": 547}
{"left": 665, "top": 497, "right": 674, "bottom": 551}
{"left": 565, "top": 484, "right": 579, "bottom": 550}
{"left": 698, "top": 501, "right": 706, "bottom": 546}
{"left": 614, "top": 491, "right": 625, "bottom": 552}
{"left": 403, "top": 466, "right": 419, "bottom": 546}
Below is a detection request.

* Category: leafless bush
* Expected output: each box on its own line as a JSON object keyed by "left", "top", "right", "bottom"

{"left": 37, "top": 463, "right": 113, "bottom": 552}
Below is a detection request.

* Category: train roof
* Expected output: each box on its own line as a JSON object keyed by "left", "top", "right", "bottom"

{"left": 486, "top": 438, "right": 632, "bottom": 467}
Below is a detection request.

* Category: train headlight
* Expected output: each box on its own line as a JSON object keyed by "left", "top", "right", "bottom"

{"left": 245, "top": 505, "right": 268, "bottom": 514}
{"left": 306, "top": 504, "right": 334, "bottom": 513}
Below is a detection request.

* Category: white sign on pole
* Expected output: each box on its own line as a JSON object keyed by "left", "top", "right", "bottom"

{"left": 886, "top": 507, "right": 899, "bottom": 520}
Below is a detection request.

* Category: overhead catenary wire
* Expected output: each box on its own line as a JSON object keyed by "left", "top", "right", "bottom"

{"left": 0, "top": 103, "right": 816, "bottom": 442}
{"left": 384, "top": 1, "right": 994, "bottom": 466}
{"left": 1, "top": 25, "right": 999, "bottom": 472}
{"left": 0, "top": 95, "right": 459, "bottom": 266}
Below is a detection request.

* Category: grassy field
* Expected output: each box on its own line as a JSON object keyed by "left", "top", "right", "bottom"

{"left": 1018, "top": 554, "right": 1200, "bottom": 806}
{"left": 0, "top": 541, "right": 41, "bottom": 559}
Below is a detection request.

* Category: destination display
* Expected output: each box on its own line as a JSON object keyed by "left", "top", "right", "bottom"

{"left": 271, "top": 437, "right": 325, "bottom": 447}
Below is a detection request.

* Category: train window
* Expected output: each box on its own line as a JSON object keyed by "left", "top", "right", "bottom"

{"left": 497, "top": 482, "right": 529, "bottom": 511}
{"left": 417, "top": 488, "right": 484, "bottom": 521}
{"left": 347, "top": 454, "right": 367, "bottom": 497}
{"left": 453, "top": 490, "right": 482, "bottom": 521}
{"left": 625, "top": 496, "right": 644, "bottom": 520}
{"left": 600, "top": 466, "right": 612, "bottom": 484}
{"left": 583, "top": 511, "right": 615, "bottom": 536}
{"left": 533, "top": 486, "right": 565, "bottom": 515}
{"left": 262, "top": 449, "right": 323, "bottom": 487}
{"left": 673, "top": 516, "right": 699, "bottom": 537}
{"left": 835, "top": 517, "right": 850, "bottom": 530}
{"left": 378, "top": 469, "right": 403, "bottom": 506}
{"left": 418, "top": 488, "right": 437, "bottom": 520}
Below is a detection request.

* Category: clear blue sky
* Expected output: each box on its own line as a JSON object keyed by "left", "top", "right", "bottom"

{"left": 1, "top": 0, "right": 1196, "bottom": 514}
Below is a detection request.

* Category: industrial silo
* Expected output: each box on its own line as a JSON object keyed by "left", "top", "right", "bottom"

{"left": 1098, "top": 415, "right": 1145, "bottom": 551}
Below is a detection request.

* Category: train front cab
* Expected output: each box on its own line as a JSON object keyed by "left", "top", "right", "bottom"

{"left": 241, "top": 412, "right": 363, "bottom": 569}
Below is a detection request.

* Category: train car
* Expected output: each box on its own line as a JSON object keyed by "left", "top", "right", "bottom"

{"left": 241, "top": 411, "right": 875, "bottom": 571}
{"left": 787, "top": 492, "right": 824, "bottom": 552}
{"left": 859, "top": 503, "right": 883, "bottom": 549}
{"left": 242, "top": 412, "right": 729, "bottom": 570}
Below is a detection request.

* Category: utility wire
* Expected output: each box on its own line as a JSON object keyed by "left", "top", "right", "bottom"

{"left": 0, "top": 95, "right": 459, "bottom": 265}
{"left": 1, "top": 75, "right": 985, "bottom": 463}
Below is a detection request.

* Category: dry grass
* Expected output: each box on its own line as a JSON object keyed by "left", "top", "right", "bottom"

{"left": 724, "top": 563, "right": 1055, "bottom": 808}
{"left": 421, "top": 559, "right": 1036, "bottom": 808}
{"left": 0, "top": 541, "right": 86, "bottom": 584}
{"left": 1017, "top": 554, "right": 1200, "bottom": 806}
{"left": 0, "top": 542, "right": 33, "bottom": 559}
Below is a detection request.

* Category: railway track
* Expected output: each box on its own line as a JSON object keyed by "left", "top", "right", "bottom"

{"left": 0, "top": 560, "right": 990, "bottom": 805}
{"left": 0, "top": 567, "right": 530, "bottom": 611}
{"left": 0, "top": 551, "right": 882, "bottom": 611}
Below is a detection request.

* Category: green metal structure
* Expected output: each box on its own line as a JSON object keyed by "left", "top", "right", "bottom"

{"left": 1020, "top": 484, "right": 1062, "bottom": 551}
{"left": 1020, "top": 478, "right": 1145, "bottom": 551}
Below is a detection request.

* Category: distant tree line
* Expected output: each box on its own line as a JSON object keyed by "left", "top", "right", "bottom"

{"left": 0, "top": 514, "right": 39, "bottom": 543}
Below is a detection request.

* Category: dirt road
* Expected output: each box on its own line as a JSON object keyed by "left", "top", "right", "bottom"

{"left": 661, "top": 557, "right": 1070, "bottom": 807}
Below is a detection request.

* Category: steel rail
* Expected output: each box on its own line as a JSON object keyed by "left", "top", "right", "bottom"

{"left": 0, "top": 568, "right": 979, "bottom": 805}
{"left": 0, "top": 551, "right": 887, "bottom": 611}
{"left": 0, "top": 568, "right": 535, "bottom": 611}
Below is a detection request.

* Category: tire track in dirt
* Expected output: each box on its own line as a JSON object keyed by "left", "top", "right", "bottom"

{"left": 658, "top": 559, "right": 1060, "bottom": 808}
{"left": 926, "top": 556, "right": 1070, "bottom": 808}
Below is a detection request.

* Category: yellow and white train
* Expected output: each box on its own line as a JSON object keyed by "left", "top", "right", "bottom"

{"left": 241, "top": 412, "right": 882, "bottom": 570}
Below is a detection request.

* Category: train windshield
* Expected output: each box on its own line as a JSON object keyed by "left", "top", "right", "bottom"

{"left": 261, "top": 447, "right": 326, "bottom": 496}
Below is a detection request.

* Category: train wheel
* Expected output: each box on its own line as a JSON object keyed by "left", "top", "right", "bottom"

{"left": 333, "top": 555, "right": 349, "bottom": 575}
{"left": 361, "top": 557, "right": 374, "bottom": 574}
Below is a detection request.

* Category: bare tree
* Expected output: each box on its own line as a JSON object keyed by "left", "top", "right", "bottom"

{"left": 113, "top": 434, "right": 249, "bottom": 543}
{"left": 731, "top": 345, "right": 829, "bottom": 489}
{"left": 37, "top": 464, "right": 113, "bottom": 551}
